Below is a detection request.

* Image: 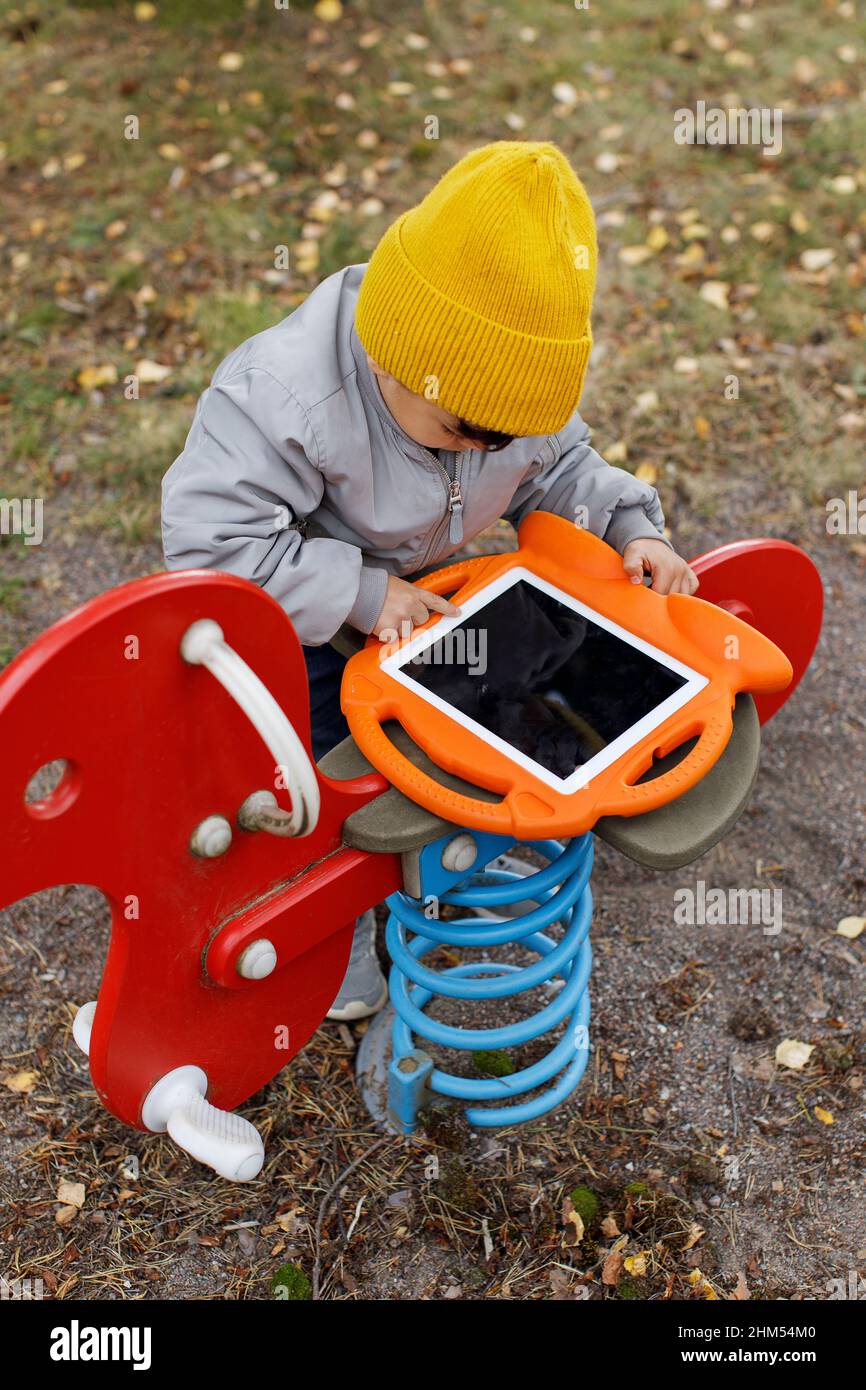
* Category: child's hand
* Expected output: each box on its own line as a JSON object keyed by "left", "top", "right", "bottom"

{"left": 374, "top": 575, "right": 460, "bottom": 642}
{"left": 622, "top": 538, "right": 699, "bottom": 595}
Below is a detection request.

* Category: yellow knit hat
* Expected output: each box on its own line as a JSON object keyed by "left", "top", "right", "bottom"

{"left": 354, "top": 141, "right": 597, "bottom": 437}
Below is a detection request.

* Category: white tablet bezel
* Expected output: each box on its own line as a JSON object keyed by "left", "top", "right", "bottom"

{"left": 379, "top": 565, "right": 709, "bottom": 794}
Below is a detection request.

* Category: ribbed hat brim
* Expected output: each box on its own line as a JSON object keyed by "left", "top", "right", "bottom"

{"left": 355, "top": 212, "right": 593, "bottom": 438}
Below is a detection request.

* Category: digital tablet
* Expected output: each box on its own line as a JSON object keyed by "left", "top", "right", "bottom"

{"left": 380, "top": 567, "right": 709, "bottom": 794}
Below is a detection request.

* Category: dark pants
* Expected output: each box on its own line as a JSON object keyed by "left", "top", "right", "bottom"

{"left": 303, "top": 643, "right": 350, "bottom": 761}
{"left": 304, "top": 643, "right": 373, "bottom": 958}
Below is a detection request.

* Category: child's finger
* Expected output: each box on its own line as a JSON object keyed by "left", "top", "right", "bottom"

{"left": 417, "top": 588, "right": 461, "bottom": 616}
{"left": 622, "top": 552, "right": 646, "bottom": 584}
{"left": 644, "top": 556, "right": 667, "bottom": 591}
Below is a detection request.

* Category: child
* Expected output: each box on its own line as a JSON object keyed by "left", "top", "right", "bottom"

{"left": 162, "top": 141, "right": 697, "bottom": 1020}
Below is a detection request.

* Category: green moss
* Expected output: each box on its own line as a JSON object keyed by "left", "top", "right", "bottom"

{"left": 568, "top": 1185, "right": 600, "bottom": 1226}
{"left": 271, "top": 1263, "right": 311, "bottom": 1301}
{"left": 616, "top": 1275, "right": 650, "bottom": 1300}
{"left": 819, "top": 1041, "right": 858, "bottom": 1073}
{"left": 419, "top": 1104, "right": 470, "bottom": 1152}
{"left": 434, "top": 1158, "right": 482, "bottom": 1213}
{"left": 682, "top": 1156, "right": 722, "bottom": 1188}
{"left": 624, "top": 1180, "right": 652, "bottom": 1198}
{"left": 473, "top": 1049, "right": 515, "bottom": 1078}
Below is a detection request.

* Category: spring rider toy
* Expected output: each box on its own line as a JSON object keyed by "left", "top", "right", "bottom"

{"left": 0, "top": 514, "right": 822, "bottom": 1179}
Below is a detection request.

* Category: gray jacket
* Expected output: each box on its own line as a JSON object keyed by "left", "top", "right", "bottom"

{"left": 161, "top": 264, "right": 670, "bottom": 646}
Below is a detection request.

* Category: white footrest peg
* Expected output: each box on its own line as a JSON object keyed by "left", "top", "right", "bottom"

{"left": 141, "top": 1065, "right": 264, "bottom": 1182}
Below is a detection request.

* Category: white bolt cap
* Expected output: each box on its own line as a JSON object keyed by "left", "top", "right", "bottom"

{"left": 180, "top": 618, "right": 224, "bottom": 665}
{"left": 441, "top": 833, "right": 478, "bottom": 875}
{"left": 72, "top": 1000, "right": 97, "bottom": 1056}
{"left": 237, "top": 938, "right": 278, "bottom": 980}
{"left": 190, "top": 814, "right": 233, "bottom": 858}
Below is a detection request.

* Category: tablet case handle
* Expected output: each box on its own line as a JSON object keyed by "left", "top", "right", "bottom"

{"left": 348, "top": 705, "right": 516, "bottom": 834}
{"left": 599, "top": 692, "right": 735, "bottom": 817}
{"left": 414, "top": 554, "right": 496, "bottom": 599}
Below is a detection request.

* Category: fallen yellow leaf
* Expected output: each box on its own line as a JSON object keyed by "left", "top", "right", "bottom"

{"left": 562, "top": 1197, "right": 585, "bottom": 1247}
{"left": 134, "top": 359, "right": 172, "bottom": 384}
{"left": 749, "top": 221, "right": 776, "bottom": 242}
{"left": 775, "top": 1038, "right": 814, "bottom": 1070}
{"left": 619, "top": 245, "right": 653, "bottom": 267}
{"left": 800, "top": 248, "right": 835, "bottom": 272}
{"left": 814, "top": 1107, "right": 834, "bottom": 1125}
{"left": 77, "top": 364, "right": 118, "bottom": 391}
{"left": 836, "top": 916, "right": 865, "bottom": 940}
{"left": 828, "top": 175, "right": 857, "bottom": 196}
{"left": 699, "top": 281, "right": 730, "bottom": 311}
{"left": 56, "top": 1180, "right": 86, "bottom": 1208}
{"left": 675, "top": 243, "right": 706, "bottom": 268}
{"left": 682, "top": 1222, "right": 705, "bottom": 1251}
{"left": 3, "top": 1070, "right": 39, "bottom": 1093}
{"left": 688, "top": 1268, "right": 718, "bottom": 1300}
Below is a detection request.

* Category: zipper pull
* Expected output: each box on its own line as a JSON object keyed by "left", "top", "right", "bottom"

{"left": 448, "top": 478, "right": 464, "bottom": 544}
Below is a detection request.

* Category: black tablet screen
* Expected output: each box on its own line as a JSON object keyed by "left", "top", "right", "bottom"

{"left": 400, "top": 579, "right": 688, "bottom": 780}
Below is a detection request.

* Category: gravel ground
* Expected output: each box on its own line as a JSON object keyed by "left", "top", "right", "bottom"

{"left": 0, "top": 498, "right": 863, "bottom": 1301}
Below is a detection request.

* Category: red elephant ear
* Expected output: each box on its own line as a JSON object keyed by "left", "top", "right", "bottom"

{"left": 688, "top": 538, "right": 823, "bottom": 725}
{"left": 0, "top": 570, "right": 395, "bottom": 1152}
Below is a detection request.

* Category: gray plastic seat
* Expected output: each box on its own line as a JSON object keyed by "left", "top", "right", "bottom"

{"left": 319, "top": 692, "right": 760, "bottom": 870}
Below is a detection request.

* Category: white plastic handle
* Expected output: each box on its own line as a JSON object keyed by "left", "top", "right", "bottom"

{"left": 181, "top": 618, "right": 320, "bottom": 837}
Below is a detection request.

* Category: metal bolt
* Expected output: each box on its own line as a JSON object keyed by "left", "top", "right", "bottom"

{"left": 237, "top": 939, "right": 278, "bottom": 980}
{"left": 441, "top": 833, "right": 477, "bottom": 875}
{"left": 189, "top": 815, "right": 233, "bottom": 858}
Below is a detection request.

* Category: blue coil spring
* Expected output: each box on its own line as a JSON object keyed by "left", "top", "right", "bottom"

{"left": 385, "top": 834, "right": 594, "bottom": 1127}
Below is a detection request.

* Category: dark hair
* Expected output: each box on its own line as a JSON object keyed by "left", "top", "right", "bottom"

{"left": 454, "top": 417, "right": 516, "bottom": 452}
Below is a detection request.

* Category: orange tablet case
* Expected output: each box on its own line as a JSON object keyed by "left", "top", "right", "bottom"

{"left": 342, "top": 513, "right": 793, "bottom": 839}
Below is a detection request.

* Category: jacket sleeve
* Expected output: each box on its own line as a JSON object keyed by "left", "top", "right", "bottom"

{"left": 504, "top": 409, "right": 673, "bottom": 554}
{"left": 161, "top": 367, "right": 388, "bottom": 646}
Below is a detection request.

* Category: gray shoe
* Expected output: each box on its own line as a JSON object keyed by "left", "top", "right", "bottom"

{"left": 327, "top": 910, "right": 388, "bottom": 1022}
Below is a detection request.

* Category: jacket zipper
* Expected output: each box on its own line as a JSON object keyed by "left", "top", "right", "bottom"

{"left": 417, "top": 449, "right": 465, "bottom": 569}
